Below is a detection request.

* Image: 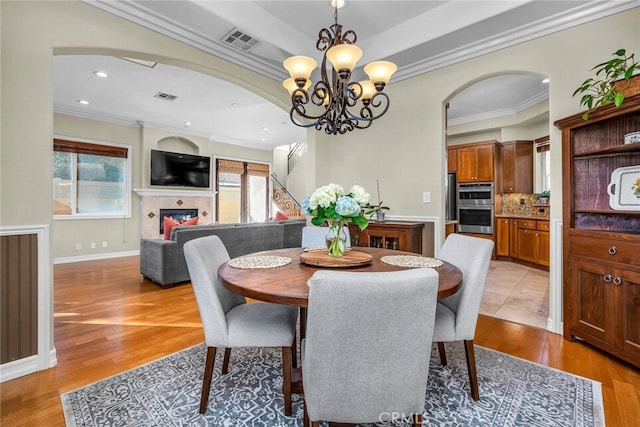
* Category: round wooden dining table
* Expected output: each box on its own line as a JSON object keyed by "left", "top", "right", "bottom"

{"left": 218, "top": 246, "right": 463, "bottom": 307}
{"left": 218, "top": 246, "right": 462, "bottom": 395}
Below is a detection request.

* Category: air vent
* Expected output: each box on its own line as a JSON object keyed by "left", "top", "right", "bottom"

{"left": 222, "top": 28, "right": 260, "bottom": 52}
{"left": 154, "top": 92, "right": 178, "bottom": 101}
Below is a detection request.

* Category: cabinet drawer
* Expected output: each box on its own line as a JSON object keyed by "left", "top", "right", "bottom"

{"left": 536, "top": 221, "right": 550, "bottom": 231}
{"left": 517, "top": 219, "right": 537, "bottom": 229}
{"left": 570, "top": 235, "right": 640, "bottom": 265}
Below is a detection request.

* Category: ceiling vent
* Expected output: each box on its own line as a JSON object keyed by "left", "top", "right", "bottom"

{"left": 222, "top": 28, "right": 260, "bottom": 52}
{"left": 154, "top": 92, "right": 178, "bottom": 101}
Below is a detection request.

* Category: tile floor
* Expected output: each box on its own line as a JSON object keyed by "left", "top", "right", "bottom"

{"left": 480, "top": 260, "right": 549, "bottom": 329}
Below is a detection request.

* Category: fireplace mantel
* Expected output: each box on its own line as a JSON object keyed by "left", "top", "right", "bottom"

{"left": 133, "top": 188, "right": 216, "bottom": 197}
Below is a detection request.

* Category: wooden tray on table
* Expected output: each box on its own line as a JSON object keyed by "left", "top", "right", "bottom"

{"left": 300, "top": 250, "right": 373, "bottom": 267}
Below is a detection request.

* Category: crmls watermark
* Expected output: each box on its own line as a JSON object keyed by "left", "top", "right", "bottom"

{"left": 378, "top": 411, "right": 423, "bottom": 424}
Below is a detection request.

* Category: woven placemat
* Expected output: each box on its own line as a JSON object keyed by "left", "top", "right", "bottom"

{"left": 381, "top": 255, "right": 444, "bottom": 268}
{"left": 228, "top": 255, "right": 292, "bottom": 269}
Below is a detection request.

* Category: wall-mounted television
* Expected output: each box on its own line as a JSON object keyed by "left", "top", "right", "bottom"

{"left": 150, "top": 149, "right": 211, "bottom": 188}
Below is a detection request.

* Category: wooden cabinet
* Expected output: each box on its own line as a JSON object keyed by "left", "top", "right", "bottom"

{"left": 499, "top": 141, "right": 533, "bottom": 193}
{"left": 496, "top": 218, "right": 510, "bottom": 256}
{"left": 457, "top": 142, "right": 495, "bottom": 182}
{"left": 496, "top": 217, "right": 548, "bottom": 266}
{"left": 555, "top": 93, "right": 640, "bottom": 367}
{"left": 447, "top": 147, "right": 457, "bottom": 173}
{"left": 445, "top": 221, "right": 457, "bottom": 237}
{"left": 348, "top": 221, "right": 424, "bottom": 254}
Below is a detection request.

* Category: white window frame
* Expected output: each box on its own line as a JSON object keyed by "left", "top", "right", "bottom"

{"left": 53, "top": 135, "right": 132, "bottom": 220}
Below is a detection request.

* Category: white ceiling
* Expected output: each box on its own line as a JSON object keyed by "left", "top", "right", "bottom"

{"left": 53, "top": 0, "right": 640, "bottom": 150}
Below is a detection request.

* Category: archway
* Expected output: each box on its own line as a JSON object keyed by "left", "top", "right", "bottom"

{"left": 444, "top": 73, "right": 557, "bottom": 332}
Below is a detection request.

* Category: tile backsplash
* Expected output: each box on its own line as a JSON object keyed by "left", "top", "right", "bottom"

{"left": 501, "top": 193, "right": 549, "bottom": 218}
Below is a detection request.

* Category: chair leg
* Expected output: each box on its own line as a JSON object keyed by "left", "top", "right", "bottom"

{"left": 437, "top": 342, "right": 448, "bottom": 366}
{"left": 199, "top": 346, "right": 217, "bottom": 414}
{"left": 291, "top": 329, "right": 298, "bottom": 369}
{"left": 463, "top": 339, "right": 480, "bottom": 401}
{"left": 221, "top": 347, "right": 231, "bottom": 374}
{"left": 413, "top": 413, "right": 422, "bottom": 427}
{"left": 281, "top": 346, "right": 292, "bottom": 416}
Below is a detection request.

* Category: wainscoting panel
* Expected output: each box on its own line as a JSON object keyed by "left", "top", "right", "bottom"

{"left": 1, "top": 234, "right": 38, "bottom": 364}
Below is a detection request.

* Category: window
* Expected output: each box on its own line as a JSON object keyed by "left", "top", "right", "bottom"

{"left": 53, "top": 138, "right": 131, "bottom": 219}
{"left": 535, "top": 137, "right": 550, "bottom": 192}
{"left": 216, "top": 159, "right": 269, "bottom": 223}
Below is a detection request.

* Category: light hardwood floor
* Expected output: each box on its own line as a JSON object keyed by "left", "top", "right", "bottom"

{"left": 1, "top": 256, "right": 639, "bottom": 426}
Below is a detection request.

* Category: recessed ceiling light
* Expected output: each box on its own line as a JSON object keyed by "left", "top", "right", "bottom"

{"left": 262, "top": 127, "right": 269, "bottom": 131}
{"left": 184, "top": 121, "right": 192, "bottom": 127}
{"left": 542, "top": 78, "right": 550, "bottom": 83}
{"left": 77, "top": 99, "right": 89, "bottom": 105}
{"left": 261, "top": 138, "right": 266, "bottom": 142}
{"left": 231, "top": 103, "right": 238, "bottom": 107}
{"left": 93, "top": 70, "right": 108, "bottom": 78}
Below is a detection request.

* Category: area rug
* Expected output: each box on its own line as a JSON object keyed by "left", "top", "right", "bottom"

{"left": 61, "top": 342, "right": 604, "bottom": 426}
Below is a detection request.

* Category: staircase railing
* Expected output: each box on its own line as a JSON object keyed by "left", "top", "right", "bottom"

{"left": 287, "top": 141, "right": 307, "bottom": 174}
{"left": 271, "top": 173, "right": 303, "bottom": 217}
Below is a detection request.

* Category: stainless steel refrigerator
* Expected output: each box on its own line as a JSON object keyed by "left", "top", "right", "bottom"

{"left": 445, "top": 172, "right": 456, "bottom": 220}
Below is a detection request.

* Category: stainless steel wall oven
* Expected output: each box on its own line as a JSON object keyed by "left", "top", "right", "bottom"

{"left": 457, "top": 182, "right": 494, "bottom": 234}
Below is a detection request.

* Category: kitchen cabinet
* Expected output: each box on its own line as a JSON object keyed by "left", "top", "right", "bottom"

{"left": 499, "top": 141, "right": 533, "bottom": 193}
{"left": 495, "top": 217, "right": 548, "bottom": 267}
{"left": 447, "top": 147, "right": 457, "bottom": 173}
{"left": 457, "top": 142, "right": 496, "bottom": 182}
{"left": 555, "top": 93, "right": 640, "bottom": 367}
{"left": 496, "top": 218, "right": 510, "bottom": 256}
{"left": 348, "top": 221, "right": 423, "bottom": 254}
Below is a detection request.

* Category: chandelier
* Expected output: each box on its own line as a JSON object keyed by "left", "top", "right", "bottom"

{"left": 282, "top": 0, "right": 397, "bottom": 135}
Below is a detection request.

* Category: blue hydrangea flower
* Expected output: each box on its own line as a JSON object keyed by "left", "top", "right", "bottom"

{"left": 335, "top": 195, "right": 360, "bottom": 217}
{"left": 301, "top": 197, "right": 311, "bottom": 215}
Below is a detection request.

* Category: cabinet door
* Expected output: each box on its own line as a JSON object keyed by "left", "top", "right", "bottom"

{"left": 501, "top": 144, "right": 516, "bottom": 192}
{"left": 475, "top": 145, "right": 494, "bottom": 182}
{"left": 538, "top": 231, "right": 550, "bottom": 266}
{"left": 517, "top": 228, "right": 538, "bottom": 263}
{"left": 496, "top": 218, "right": 510, "bottom": 256}
{"left": 509, "top": 219, "right": 518, "bottom": 257}
{"left": 615, "top": 268, "right": 640, "bottom": 358}
{"left": 569, "top": 257, "right": 615, "bottom": 343}
{"left": 457, "top": 147, "right": 476, "bottom": 182}
{"left": 447, "top": 148, "right": 457, "bottom": 173}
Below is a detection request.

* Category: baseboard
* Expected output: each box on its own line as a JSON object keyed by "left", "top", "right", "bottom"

{"left": 54, "top": 250, "right": 140, "bottom": 265}
{"left": 0, "top": 348, "right": 57, "bottom": 383}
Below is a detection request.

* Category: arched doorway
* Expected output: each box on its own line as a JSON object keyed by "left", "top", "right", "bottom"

{"left": 445, "top": 73, "right": 554, "bottom": 331}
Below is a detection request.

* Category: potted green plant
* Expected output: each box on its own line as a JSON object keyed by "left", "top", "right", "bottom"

{"left": 534, "top": 190, "right": 551, "bottom": 205}
{"left": 573, "top": 49, "right": 639, "bottom": 120}
{"left": 365, "top": 201, "right": 390, "bottom": 222}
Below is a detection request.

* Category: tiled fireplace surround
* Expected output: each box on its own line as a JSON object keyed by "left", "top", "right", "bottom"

{"left": 134, "top": 189, "right": 215, "bottom": 238}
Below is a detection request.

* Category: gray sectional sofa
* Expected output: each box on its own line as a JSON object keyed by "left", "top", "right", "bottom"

{"left": 140, "top": 219, "right": 306, "bottom": 288}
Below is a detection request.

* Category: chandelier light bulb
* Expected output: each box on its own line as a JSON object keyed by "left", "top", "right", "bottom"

{"left": 364, "top": 61, "right": 397, "bottom": 89}
{"left": 283, "top": 78, "right": 311, "bottom": 96}
{"left": 326, "top": 44, "right": 362, "bottom": 77}
{"left": 329, "top": 0, "right": 346, "bottom": 9}
{"left": 283, "top": 56, "right": 317, "bottom": 85}
{"left": 358, "top": 80, "right": 376, "bottom": 101}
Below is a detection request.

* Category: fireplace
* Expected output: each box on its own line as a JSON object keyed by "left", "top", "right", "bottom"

{"left": 159, "top": 209, "right": 198, "bottom": 234}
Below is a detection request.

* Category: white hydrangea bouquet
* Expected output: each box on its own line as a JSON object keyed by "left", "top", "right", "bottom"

{"left": 301, "top": 183, "right": 370, "bottom": 256}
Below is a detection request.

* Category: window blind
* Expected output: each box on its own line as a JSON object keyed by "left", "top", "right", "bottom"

{"left": 53, "top": 139, "right": 128, "bottom": 158}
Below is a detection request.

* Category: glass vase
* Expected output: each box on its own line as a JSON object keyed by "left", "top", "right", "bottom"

{"left": 325, "top": 219, "right": 347, "bottom": 257}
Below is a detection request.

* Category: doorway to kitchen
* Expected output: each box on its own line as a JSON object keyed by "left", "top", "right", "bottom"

{"left": 445, "top": 73, "right": 551, "bottom": 330}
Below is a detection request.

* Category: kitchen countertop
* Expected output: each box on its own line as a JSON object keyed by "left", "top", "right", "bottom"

{"left": 495, "top": 214, "right": 550, "bottom": 220}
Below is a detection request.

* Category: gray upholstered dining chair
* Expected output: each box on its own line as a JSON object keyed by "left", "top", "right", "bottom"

{"left": 301, "top": 225, "right": 351, "bottom": 248}
{"left": 183, "top": 235, "right": 298, "bottom": 415}
{"left": 302, "top": 269, "right": 440, "bottom": 426}
{"left": 433, "top": 233, "right": 494, "bottom": 401}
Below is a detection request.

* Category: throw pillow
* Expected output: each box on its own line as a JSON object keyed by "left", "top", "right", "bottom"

{"left": 163, "top": 216, "right": 179, "bottom": 240}
{"left": 274, "top": 211, "right": 289, "bottom": 221}
{"left": 163, "top": 216, "right": 199, "bottom": 240}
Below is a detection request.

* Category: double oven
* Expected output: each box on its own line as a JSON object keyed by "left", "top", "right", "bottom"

{"left": 457, "top": 182, "right": 494, "bottom": 234}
